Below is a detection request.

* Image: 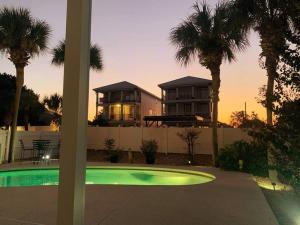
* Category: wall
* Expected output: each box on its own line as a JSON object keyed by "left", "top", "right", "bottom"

{"left": 87, "top": 127, "right": 251, "bottom": 155}
{"left": 0, "top": 127, "right": 251, "bottom": 162}
{"left": 140, "top": 92, "right": 161, "bottom": 122}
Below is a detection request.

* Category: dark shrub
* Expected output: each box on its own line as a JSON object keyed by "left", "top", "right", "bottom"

{"left": 219, "top": 142, "right": 241, "bottom": 170}
{"left": 219, "top": 140, "right": 268, "bottom": 176}
{"left": 140, "top": 140, "right": 158, "bottom": 164}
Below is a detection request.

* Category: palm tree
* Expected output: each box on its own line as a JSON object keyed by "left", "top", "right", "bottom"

{"left": 43, "top": 93, "right": 63, "bottom": 126}
{"left": 170, "top": 2, "right": 248, "bottom": 166}
{"left": 0, "top": 8, "right": 50, "bottom": 163}
{"left": 52, "top": 40, "right": 103, "bottom": 71}
{"left": 231, "top": 0, "right": 299, "bottom": 125}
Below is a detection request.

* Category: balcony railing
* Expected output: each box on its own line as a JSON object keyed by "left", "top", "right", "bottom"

{"left": 98, "top": 97, "right": 141, "bottom": 104}
{"left": 109, "top": 113, "right": 138, "bottom": 121}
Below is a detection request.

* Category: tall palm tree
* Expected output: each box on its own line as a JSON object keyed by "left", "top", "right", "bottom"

{"left": 170, "top": 2, "right": 248, "bottom": 166}
{"left": 52, "top": 40, "right": 103, "bottom": 71}
{"left": 231, "top": 0, "right": 299, "bottom": 125}
{"left": 0, "top": 8, "right": 50, "bottom": 163}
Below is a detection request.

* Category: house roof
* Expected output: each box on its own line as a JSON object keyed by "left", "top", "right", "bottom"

{"left": 158, "top": 76, "right": 212, "bottom": 89}
{"left": 93, "top": 81, "right": 161, "bottom": 100}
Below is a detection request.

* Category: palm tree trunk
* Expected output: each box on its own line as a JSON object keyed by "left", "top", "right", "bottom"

{"left": 265, "top": 56, "right": 277, "bottom": 125}
{"left": 8, "top": 66, "right": 24, "bottom": 163}
{"left": 265, "top": 55, "right": 278, "bottom": 180}
{"left": 211, "top": 66, "right": 221, "bottom": 167}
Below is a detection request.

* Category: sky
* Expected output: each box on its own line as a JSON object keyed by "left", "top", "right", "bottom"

{"left": 0, "top": 0, "right": 267, "bottom": 123}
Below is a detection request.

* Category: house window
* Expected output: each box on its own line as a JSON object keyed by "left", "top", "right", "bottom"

{"left": 123, "top": 104, "right": 135, "bottom": 120}
{"left": 109, "top": 104, "right": 121, "bottom": 120}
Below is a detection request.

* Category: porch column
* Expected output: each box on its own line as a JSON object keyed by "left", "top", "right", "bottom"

{"left": 161, "top": 89, "right": 164, "bottom": 115}
{"left": 57, "top": 0, "right": 92, "bottom": 224}
{"left": 95, "top": 92, "right": 99, "bottom": 117}
{"left": 191, "top": 102, "right": 195, "bottom": 115}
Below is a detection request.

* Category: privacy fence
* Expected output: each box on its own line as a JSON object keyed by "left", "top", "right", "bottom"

{"left": 0, "top": 127, "right": 251, "bottom": 162}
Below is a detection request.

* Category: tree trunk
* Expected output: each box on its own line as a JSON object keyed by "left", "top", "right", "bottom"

{"left": 265, "top": 56, "right": 277, "bottom": 125}
{"left": 265, "top": 55, "right": 278, "bottom": 180}
{"left": 8, "top": 66, "right": 24, "bottom": 163}
{"left": 211, "top": 66, "right": 221, "bottom": 167}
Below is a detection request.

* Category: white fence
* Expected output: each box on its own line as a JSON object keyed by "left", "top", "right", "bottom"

{"left": 0, "top": 130, "right": 9, "bottom": 162}
{"left": 0, "top": 127, "right": 251, "bottom": 162}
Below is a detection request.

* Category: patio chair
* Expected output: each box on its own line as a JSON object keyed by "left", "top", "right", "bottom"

{"left": 32, "top": 139, "right": 51, "bottom": 164}
{"left": 19, "top": 140, "right": 34, "bottom": 161}
{"left": 47, "top": 139, "right": 61, "bottom": 161}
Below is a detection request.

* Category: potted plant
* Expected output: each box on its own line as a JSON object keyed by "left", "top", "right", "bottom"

{"left": 140, "top": 139, "right": 158, "bottom": 164}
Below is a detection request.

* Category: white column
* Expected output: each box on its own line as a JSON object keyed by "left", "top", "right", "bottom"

{"left": 57, "top": 0, "right": 91, "bottom": 224}
{"left": 96, "top": 92, "right": 99, "bottom": 117}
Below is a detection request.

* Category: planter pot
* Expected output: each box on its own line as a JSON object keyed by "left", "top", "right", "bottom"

{"left": 145, "top": 157, "right": 156, "bottom": 164}
{"left": 110, "top": 155, "right": 119, "bottom": 163}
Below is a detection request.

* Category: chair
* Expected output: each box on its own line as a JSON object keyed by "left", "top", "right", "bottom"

{"left": 32, "top": 139, "right": 51, "bottom": 164}
{"left": 19, "top": 140, "right": 34, "bottom": 161}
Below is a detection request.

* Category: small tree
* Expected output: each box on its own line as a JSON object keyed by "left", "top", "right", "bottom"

{"left": 177, "top": 129, "right": 200, "bottom": 164}
{"left": 104, "top": 138, "right": 115, "bottom": 152}
{"left": 140, "top": 140, "right": 158, "bottom": 164}
{"left": 104, "top": 138, "right": 120, "bottom": 163}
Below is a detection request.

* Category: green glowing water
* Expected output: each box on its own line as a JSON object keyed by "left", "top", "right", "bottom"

{"left": 0, "top": 167, "right": 214, "bottom": 187}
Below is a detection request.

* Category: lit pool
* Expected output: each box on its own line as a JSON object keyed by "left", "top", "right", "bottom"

{"left": 0, "top": 167, "right": 214, "bottom": 187}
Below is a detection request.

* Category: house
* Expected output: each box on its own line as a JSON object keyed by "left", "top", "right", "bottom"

{"left": 158, "top": 76, "right": 212, "bottom": 120}
{"left": 94, "top": 81, "right": 161, "bottom": 126}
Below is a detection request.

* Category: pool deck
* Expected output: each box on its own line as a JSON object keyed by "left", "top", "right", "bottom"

{"left": 0, "top": 162, "right": 278, "bottom": 225}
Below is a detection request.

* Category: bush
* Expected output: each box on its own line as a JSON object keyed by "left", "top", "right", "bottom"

{"left": 140, "top": 140, "right": 158, "bottom": 164}
{"left": 177, "top": 129, "right": 200, "bottom": 164}
{"left": 219, "top": 144, "right": 240, "bottom": 170}
{"left": 104, "top": 138, "right": 121, "bottom": 163}
{"left": 219, "top": 140, "right": 268, "bottom": 176}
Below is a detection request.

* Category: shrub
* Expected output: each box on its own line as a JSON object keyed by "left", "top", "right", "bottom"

{"left": 104, "top": 138, "right": 121, "bottom": 163}
{"left": 219, "top": 140, "right": 268, "bottom": 176}
{"left": 219, "top": 144, "right": 240, "bottom": 170}
{"left": 177, "top": 129, "right": 200, "bottom": 164}
{"left": 140, "top": 140, "right": 158, "bottom": 164}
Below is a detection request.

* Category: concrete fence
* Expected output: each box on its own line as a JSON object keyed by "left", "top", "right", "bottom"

{"left": 0, "top": 127, "right": 251, "bottom": 162}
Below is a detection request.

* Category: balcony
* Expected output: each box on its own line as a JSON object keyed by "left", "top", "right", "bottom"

{"left": 98, "top": 96, "right": 141, "bottom": 105}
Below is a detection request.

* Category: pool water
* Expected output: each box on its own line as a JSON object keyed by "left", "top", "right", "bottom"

{"left": 0, "top": 167, "right": 214, "bottom": 187}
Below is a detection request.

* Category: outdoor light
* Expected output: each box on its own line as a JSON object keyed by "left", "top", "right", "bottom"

{"left": 43, "top": 154, "right": 50, "bottom": 160}
{"left": 188, "top": 160, "right": 191, "bottom": 165}
{"left": 271, "top": 182, "right": 277, "bottom": 191}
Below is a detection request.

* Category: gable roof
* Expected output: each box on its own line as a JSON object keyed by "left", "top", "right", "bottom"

{"left": 93, "top": 81, "right": 161, "bottom": 100}
{"left": 158, "top": 76, "right": 212, "bottom": 89}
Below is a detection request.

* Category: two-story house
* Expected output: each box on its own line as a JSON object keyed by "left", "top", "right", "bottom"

{"left": 158, "top": 76, "right": 212, "bottom": 120}
{"left": 94, "top": 81, "right": 161, "bottom": 126}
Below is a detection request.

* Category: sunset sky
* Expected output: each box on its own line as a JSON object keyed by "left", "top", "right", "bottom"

{"left": 0, "top": 0, "right": 267, "bottom": 123}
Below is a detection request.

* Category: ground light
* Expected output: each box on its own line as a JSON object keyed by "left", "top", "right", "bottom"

{"left": 253, "top": 176, "right": 293, "bottom": 191}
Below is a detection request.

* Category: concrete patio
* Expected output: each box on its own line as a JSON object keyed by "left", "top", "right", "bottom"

{"left": 0, "top": 163, "right": 278, "bottom": 225}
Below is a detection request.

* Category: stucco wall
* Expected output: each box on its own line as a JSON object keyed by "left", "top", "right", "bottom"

{"left": 0, "top": 127, "right": 252, "bottom": 162}
{"left": 140, "top": 92, "right": 161, "bottom": 122}
{"left": 87, "top": 127, "right": 251, "bottom": 155}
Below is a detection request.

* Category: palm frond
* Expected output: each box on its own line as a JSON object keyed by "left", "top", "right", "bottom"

{"left": 52, "top": 40, "right": 104, "bottom": 71}
{"left": 0, "top": 7, "right": 50, "bottom": 65}
{"left": 170, "top": 20, "right": 199, "bottom": 66}
{"left": 51, "top": 41, "right": 65, "bottom": 66}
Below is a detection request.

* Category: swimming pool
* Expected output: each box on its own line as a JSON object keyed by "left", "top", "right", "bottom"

{"left": 0, "top": 167, "right": 215, "bottom": 187}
